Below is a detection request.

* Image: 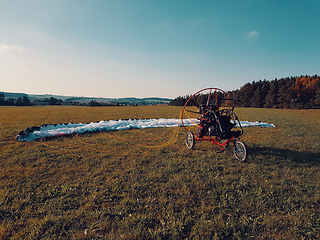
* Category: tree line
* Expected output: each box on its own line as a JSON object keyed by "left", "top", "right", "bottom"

{"left": 0, "top": 94, "right": 121, "bottom": 107}
{"left": 0, "top": 94, "right": 65, "bottom": 106}
{"left": 170, "top": 75, "right": 320, "bottom": 109}
{"left": 0, "top": 94, "right": 31, "bottom": 106}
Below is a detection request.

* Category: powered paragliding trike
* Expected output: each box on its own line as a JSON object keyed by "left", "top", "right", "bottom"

{"left": 181, "top": 88, "right": 247, "bottom": 162}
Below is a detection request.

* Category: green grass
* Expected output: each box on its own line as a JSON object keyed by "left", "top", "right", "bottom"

{"left": 0, "top": 106, "right": 319, "bottom": 239}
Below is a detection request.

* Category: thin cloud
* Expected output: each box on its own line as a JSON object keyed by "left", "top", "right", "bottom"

{"left": 0, "top": 44, "right": 10, "bottom": 51}
{"left": 246, "top": 30, "right": 260, "bottom": 41}
{"left": 0, "top": 36, "right": 23, "bottom": 52}
{"left": 0, "top": 44, "right": 23, "bottom": 52}
{"left": 248, "top": 30, "right": 259, "bottom": 37}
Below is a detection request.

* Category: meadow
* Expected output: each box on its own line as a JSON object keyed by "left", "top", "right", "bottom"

{"left": 0, "top": 105, "right": 319, "bottom": 239}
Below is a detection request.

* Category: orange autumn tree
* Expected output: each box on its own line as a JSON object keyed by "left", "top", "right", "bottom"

{"left": 293, "top": 75, "right": 320, "bottom": 107}
{"left": 293, "top": 76, "right": 319, "bottom": 96}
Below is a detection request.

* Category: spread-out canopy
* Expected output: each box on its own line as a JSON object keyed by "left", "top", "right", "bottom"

{"left": 16, "top": 118, "right": 275, "bottom": 142}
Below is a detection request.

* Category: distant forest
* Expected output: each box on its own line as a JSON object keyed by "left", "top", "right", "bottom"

{"left": 0, "top": 94, "right": 62, "bottom": 106}
{"left": 0, "top": 94, "right": 118, "bottom": 107}
{"left": 170, "top": 75, "right": 320, "bottom": 109}
{"left": 0, "top": 94, "right": 32, "bottom": 106}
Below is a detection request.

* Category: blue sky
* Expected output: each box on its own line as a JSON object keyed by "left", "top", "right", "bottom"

{"left": 1, "top": 0, "right": 319, "bottom": 98}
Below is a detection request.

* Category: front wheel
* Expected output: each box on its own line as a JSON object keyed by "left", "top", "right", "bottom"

{"left": 233, "top": 140, "right": 247, "bottom": 162}
{"left": 185, "top": 131, "right": 195, "bottom": 149}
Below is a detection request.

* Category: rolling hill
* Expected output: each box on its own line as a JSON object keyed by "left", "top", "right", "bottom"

{"left": 0, "top": 91, "right": 172, "bottom": 105}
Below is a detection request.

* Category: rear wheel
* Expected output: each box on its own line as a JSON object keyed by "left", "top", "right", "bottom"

{"left": 185, "top": 131, "right": 195, "bottom": 149}
{"left": 233, "top": 140, "right": 247, "bottom": 162}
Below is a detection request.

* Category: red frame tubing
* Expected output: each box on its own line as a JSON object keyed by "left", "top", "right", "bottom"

{"left": 194, "top": 136, "right": 236, "bottom": 150}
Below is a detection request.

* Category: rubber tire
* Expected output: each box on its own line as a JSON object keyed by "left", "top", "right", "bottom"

{"left": 185, "top": 131, "right": 195, "bottom": 149}
{"left": 233, "top": 140, "right": 247, "bottom": 162}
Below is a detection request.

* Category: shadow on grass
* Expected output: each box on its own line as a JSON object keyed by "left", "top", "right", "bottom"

{"left": 248, "top": 146, "right": 320, "bottom": 165}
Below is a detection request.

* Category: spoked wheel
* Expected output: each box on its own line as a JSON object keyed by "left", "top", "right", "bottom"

{"left": 185, "top": 131, "right": 195, "bottom": 149}
{"left": 233, "top": 140, "right": 247, "bottom": 162}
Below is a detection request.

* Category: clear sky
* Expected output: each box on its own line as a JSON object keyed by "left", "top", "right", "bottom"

{"left": 1, "top": 0, "right": 319, "bottom": 98}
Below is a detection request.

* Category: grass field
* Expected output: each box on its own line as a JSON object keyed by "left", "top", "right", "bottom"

{"left": 0, "top": 106, "right": 319, "bottom": 239}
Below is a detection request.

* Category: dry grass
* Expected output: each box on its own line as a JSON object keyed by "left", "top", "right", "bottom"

{"left": 0, "top": 106, "right": 319, "bottom": 239}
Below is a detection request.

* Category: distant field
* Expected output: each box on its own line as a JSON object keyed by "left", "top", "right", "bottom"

{"left": 0, "top": 106, "right": 319, "bottom": 239}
